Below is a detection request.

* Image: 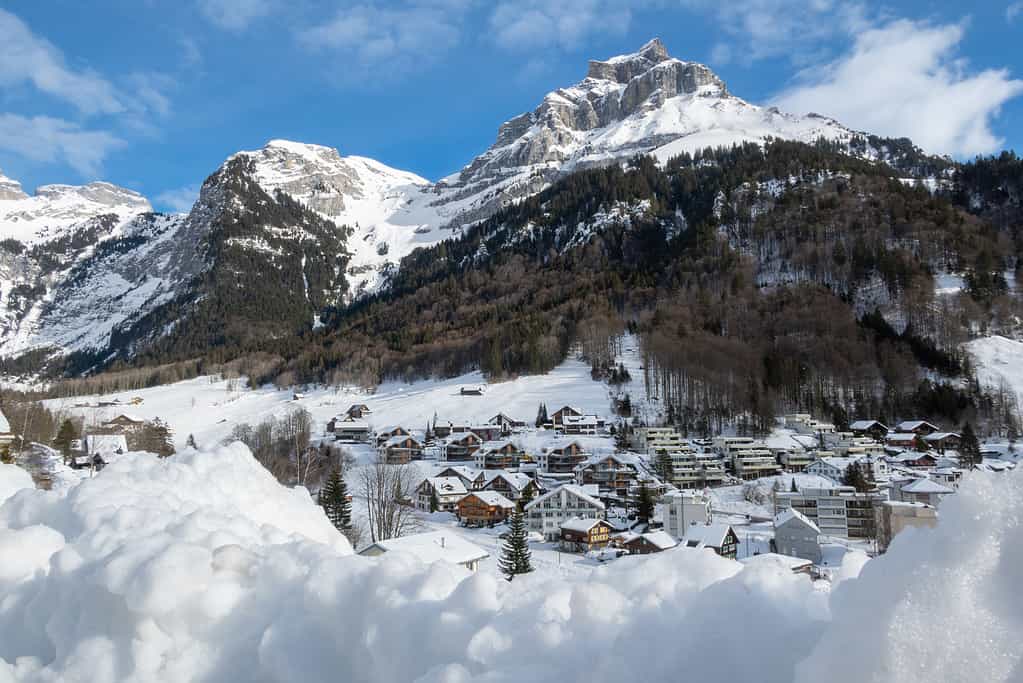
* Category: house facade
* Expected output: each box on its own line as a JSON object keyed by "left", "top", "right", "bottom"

{"left": 379, "top": 435, "right": 424, "bottom": 464}
{"left": 457, "top": 492, "right": 516, "bottom": 527}
{"left": 559, "top": 517, "right": 614, "bottom": 552}
{"left": 773, "top": 508, "right": 822, "bottom": 564}
{"left": 416, "top": 477, "right": 468, "bottom": 512}
{"left": 774, "top": 486, "right": 884, "bottom": 539}
{"left": 525, "top": 484, "right": 606, "bottom": 540}
{"left": 682, "top": 523, "right": 739, "bottom": 560}
{"left": 660, "top": 490, "right": 712, "bottom": 539}
{"left": 441, "top": 432, "right": 483, "bottom": 461}
{"left": 537, "top": 442, "right": 588, "bottom": 474}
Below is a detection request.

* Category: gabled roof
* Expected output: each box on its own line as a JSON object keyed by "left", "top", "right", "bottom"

{"left": 638, "top": 530, "right": 678, "bottom": 550}
{"left": 463, "top": 491, "right": 516, "bottom": 508}
{"left": 548, "top": 440, "right": 586, "bottom": 454}
{"left": 552, "top": 405, "right": 582, "bottom": 415}
{"left": 774, "top": 507, "right": 820, "bottom": 533}
{"left": 560, "top": 516, "right": 608, "bottom": 533}
{"left": 441, "top": 431, "right": 480, "bottom": 445}
{"left": 901, "top": 478, "right": 955, "bottom": 494}
{"left": 104, "top": 413, "right": 145, "bottom": 424}
{"left": 683, "top": 522, "right": 734, "bottom": 549}
{"left": 484, "top": 470, "right": 532, "bottom": 491}
{"left": 849, "top": 420, "right": 887, "bottom": 431}
{"left": 923, "top": 432, "right": 960, "bottom": 441}
{"left": 897, "top": 420, "right": 939, "bottom": 432}
{"left": 423, "top": 476, "right": 468, "bottom": 496}
{"left": 437, "top": 465, "right": 484, "bottom": 482}
{"left": 525, "top": 483, "right": 605, "bottom": 511}
{"left": 359, "top": 531, "right": 488, "bottom": 566}
{"left": 383, "top": 434, "right": 423, "bottom": 448}
{"left": 377, "top": 425, "right": 409, "bottom": 435}
{"left": 478, "top": 439, "right": 517, "bottom": 454}
{"left": 336, "top": 419, "right": 370, "bottom": 430}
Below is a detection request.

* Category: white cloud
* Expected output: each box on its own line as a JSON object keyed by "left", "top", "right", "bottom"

{"left": 1009, "top": 2, "right": 1023, "bottom": 22}
{"left": 155, "top": 184, "right": 200, "bottom": 213}
{"left": 772, "top": 20, "right": 1023, "bottom": 157}
{"left": 680, "top": 0, "right": 869, "bottom": 66}
{"left": 488, "top": 0, "right": 634, "bottom": 51}
{"left": 196, "top": 0, "right": 276, "bottom": 31}
{"left": 0, "top": 114, "right": 125, "bottom": 177}
{"left": 0, "top": 9, "right": 124, "bottom": 116}
{"left": 298, "top": 2, "right": 462, "bottom": 74}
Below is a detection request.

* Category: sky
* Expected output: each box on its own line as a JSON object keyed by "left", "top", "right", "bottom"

{"left": 0, "top": 1, "right": 1021, "bottom": 212}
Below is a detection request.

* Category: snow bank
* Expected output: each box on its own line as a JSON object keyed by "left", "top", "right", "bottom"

{"left": 0, "top": 463, "right": 33, "bottom": 504}
{"left": 0, "top": 444, "right": 1020, "bottom": 682}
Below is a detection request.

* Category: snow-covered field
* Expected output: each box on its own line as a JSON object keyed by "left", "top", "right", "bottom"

{"left": 966, "top": 335, "right": 1023, "bottom": 402}
{"left": 44, "top": 346, "right": 649, "bottom": 450}
{"left": 0, "top": 445, "right": 1019, "bottom": 682}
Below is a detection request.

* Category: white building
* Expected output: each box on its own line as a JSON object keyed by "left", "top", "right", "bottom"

{"left": 358, "top": 531, "right": 489, "bottom": 572}
{"left": 773, "top": 508, "right": 822, "bottom": 564}
{"left": 524, "top": 484, "right": 605, "bottom": 540}
{"left": 660, "top": 489, "right": 712, "bottom": 539}
{"left": 635, "top": 427, "right": 686, "bottom": 455}
{"left": 415, "top": 476, "right": 468, "bottom": 512}
{"left": 774, "top": 486, "right": 884, "bottom": 539}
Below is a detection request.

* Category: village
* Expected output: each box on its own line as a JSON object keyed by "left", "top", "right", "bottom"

{"left": 312, "top": 396, "right": 1016, "bottom": 579}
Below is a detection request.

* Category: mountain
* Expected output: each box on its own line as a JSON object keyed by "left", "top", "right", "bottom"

{"left": 0, "top": 39, "right": 968, "bottom": 377}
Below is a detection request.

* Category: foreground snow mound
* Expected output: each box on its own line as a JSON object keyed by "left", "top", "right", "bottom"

{"left": 0, "top": 447, "right": 1020, "bottom": 683}
{"left": 0, "top": 463, "right": 33, "bottom": 504}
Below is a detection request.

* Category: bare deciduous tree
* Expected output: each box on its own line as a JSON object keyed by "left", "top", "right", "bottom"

{"left": 358, "top": 455, "right": 420, "bottom": 543}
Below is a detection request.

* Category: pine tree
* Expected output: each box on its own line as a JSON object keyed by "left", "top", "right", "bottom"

{"left": 53, "top": 418, "right": 78, "bottom": 464}
{"left": 960, "top": 421, "right": 981, "bottom": 470}
{"left": 318, "top": 468, "right": 351, "bottom": 531}
{"left": 790, "top": 478, "right": 799, "bottom": 493}
{"left": 535, "top": 403, "right": 548, "bottom": 428}
{"left": 517, "top": 482, "right": 535, "bottom": 512}
{"left": 636, "top": 481, "right": 655, "bottom": 523}
{"left": 429, "top": 489, "right": 440, "bottom": 513}
{"left": 498, "top": 510, "right": 533, "bottom": 581}
{"left": 842, "top": 463, "right": 870, "bottom": 492}
{"left": 186, "top": 433, "right": 198, "bottom": 450}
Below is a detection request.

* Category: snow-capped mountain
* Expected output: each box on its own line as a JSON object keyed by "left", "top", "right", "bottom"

{"left": 0, "top": 39, "right": 930, "bottom": 368}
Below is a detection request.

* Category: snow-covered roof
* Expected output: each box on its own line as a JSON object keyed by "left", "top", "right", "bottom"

{"left": 424, "top": 477, "right": 468, "bottom": 496}
{"left": 359, "top": 531, "right": 489, "bottom": 566}
{"left": 774, "top": 507, "right": 820, "bottom": 533}
{"left": 105, "top": 413, "right": 145, "bottom": 424}
{"left": 438, "top": 465, "right": 482, "bottom": 480}
{"left": 683, "top": 523, "right": 734, "bottom": 549}
{"left": 484, "top": 470, "right": 532, "bottom": 491}
{"left": 639, "top": 530, "right": 678, "bottom": 550}
{"left": 886, "top": 433, "right": 919, "bottom": 443}
{"left": 560, "top": 516, "right": 607, "bottom": 533}
{"left": 479, "top": 439, "right": 516, "bottom": 453}
{"left": 525, "top": 483, "right": 605, "bottom": 511}
{"left": 441, "top": 431, "right": 479, "bottom": 445}
{"left": 849, "top": 420, "right": 886, "bottom": 431}
{"left": 383, "top": 434, "right": 422, "bottom": 448}
{"left": 897, "top": 421, "right": 939, "bottom": 432}
{"left": 901, "top": 478, "right": 955, "bottom": 494}
{"left": 465, "top": 491, "right": 515, "bottom": 508}
{"left": 923, "top": 432, "right": 960, "bottom": 441}
{"left": 336, "top": 419, "right": 370, "bottom": 430}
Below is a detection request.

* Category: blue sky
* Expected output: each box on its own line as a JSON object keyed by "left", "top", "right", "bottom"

{"left": 1, "top": 1, "right": 1022, "bottom": 212}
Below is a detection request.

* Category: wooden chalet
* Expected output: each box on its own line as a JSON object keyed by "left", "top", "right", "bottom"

{"left": 896, "top": 420, "right": 941, "bottom": 436}
{"left": 435, "top": 466, "right": 487, "bottom": 490}
{"left": 489, "top": 413, "right": 525, "bottom": 435}
{"left": 550, "top": 405, "right": 583, "bottom": 426}
{"left": 457, "top": 491, "right": 516, "bottom": 527}
{"left": 379, "top": 435, "right": 424, "bottom": 464}
{"left": 923, "top": 432, "right": 961, "bottom": 453}
{"left": 376, "top": 426, "right": 410, "bottom": 446}
{"left": 619, "top": 530, "right": 678, "bottom": 555}
{"left": 849, "top": 420, "right": 889, "bottom": 441}
{"left": 101, "top": 414, "right": 146, "bottom": 434}
{"left": 559, "top": 517, "right": 614, "bottom": 552}
{"left": 345, "top": 404, "right": 372, "bottom": 419}
{"left": 483, "top": 471, "right": 539, "bottom": 501}
{"left": 474, "top": 440, "right": 521, "bottom": 469}
{"left": 542, "top": 441, "right": 588, "bottom": 474}
{"left": 683, "top": 523, "right": 739, "bottom": 560}
{"left": 442, "top": 431, "right": 483, "bottom": 461}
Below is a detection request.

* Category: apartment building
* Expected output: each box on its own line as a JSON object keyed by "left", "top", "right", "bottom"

{"left": 774, "top": 486, "right": 885, "bottom": 539}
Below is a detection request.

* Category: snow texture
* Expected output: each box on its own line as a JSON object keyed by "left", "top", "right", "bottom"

{"left": 0, "top": 440, "right": 1020, "bottom": 682}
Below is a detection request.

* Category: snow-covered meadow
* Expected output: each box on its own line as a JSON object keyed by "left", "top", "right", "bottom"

{"left": 0, "top": 444, "right": 1020, "bottom": 682}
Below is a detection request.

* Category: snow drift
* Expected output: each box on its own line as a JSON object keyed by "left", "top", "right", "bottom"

{"left": 0, "top": 444, "right": 1020, "bottom": 682}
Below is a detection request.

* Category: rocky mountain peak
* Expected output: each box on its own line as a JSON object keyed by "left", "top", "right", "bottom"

{"left": 0, "top": 169, "right": 28, "bottom": 201}
{"left": 586, "top": 37, "right": 670, "bottom": 82}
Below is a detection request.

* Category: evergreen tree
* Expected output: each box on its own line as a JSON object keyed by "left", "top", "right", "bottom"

{"left": 842, "top": 463, "right": 870, "bottom": 492}
{"left": 614, "top": 422, "right": 631, "bottom": 451}
{"left": 790, "top": 478, "right": 799, "bottom": 493}
{"left": 429, "top": 489, "right": 440, "bottom": 513}
{"left": 498, "top": 510, "right": 533, "bottom": 581}
{"left": 535, "top": 403, "right": 548, "bottom": 428}
{"left": 517, "top": 482, "right": 535, "bottom": 512}
{"left": 654, "top": 449, "right": 674, "bottom": 483}
{"left": 186, "top": 433, "right": 198, "bottom": 450}
{"left": 318, "top": 468, "right": 352, "bottom": 530}
{"left": 960, "top": 421, "right": 981, "bottom": 470}
{"left": 636, "top": 482, "right": 655, "bottom": 523}
{"left": 53, "top": 418, "right": 78, "bottom": 464}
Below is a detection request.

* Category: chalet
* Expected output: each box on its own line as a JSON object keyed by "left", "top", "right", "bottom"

{"left": 885, "top": 432, "right": 925, "bottom": 451}
{"left": 525, "top": 484, "right": 606, "bottom": 540}
{"left": 482, "top": 470, "right": 539, "bottom": 501}
{"left": 561, "top": 414, "right": 603, "bottom": 435}
{"left": 896, "top": 420, "right": 940, "bottom": 436}
{"left": 85, "top": 434, "right": 128, "bottom": 459}
{"left": 488, "top": 413, "right": 525, "bottom": 434}
{"left": 887, "top": 451, "right": 938, "bottom": 469}
{"left": 895, "top": 477, "right": 956, "bottom": 507}
{"left": 537, "top": 441, "right": 588, "bottom": 474}
{"left": 618, "top": 530, "right": 678, "bottom": 555}
{"left": 457, "top": 491, "right": 516, "bottom": 527}
{"left": 101, "top": 414, "right": 146, "bottom": 435}
{"left": 849, "top": 420, "right": 889, "bottom": 441}
{"left": 359, "top": 531, "right": 489, "bottom": 572}
{"left": 573, "top": 452, "right": 645, "bottom": 498}
{"left": 435, "top": 422, "right": 501, "bottom": 441}
{"left": 559, "top": 517, "right": 615, "bottom": 552}
{"left": 441, "top": 431, "right": 483, "bottom": 461}
{"left": 550, "top": 405, "right": 583, "bottom": 426}
{"left": 345, "top": 404, "right": 372, "bottom": 419}
{"left": 923, "top": 432, "right": 961, "bottom": 453}
{"left": 435, "top": 465, "right": 487, "bottom": 490}
{"left": 415, "top": 476, "right": 468, "bottom": 512}
{"left": 473, "top": 440, "right": 521, "bottom": 470}
{"left": 379, "top": 435, "right": 424, "bottom": 464}
{"left": 376, "top": 426, "right": 410, "bottom": 446}
{"left": 682, "top": 523, "right": 739, "bottom": 560}
{"left": 468, "top": 424, "right": 502, "bottom": 442}
{"left": 332, "top": 418, "right": 372, "bottom": 443}
{"left": 773, "top": 508, "right": 822, "bottom": 564}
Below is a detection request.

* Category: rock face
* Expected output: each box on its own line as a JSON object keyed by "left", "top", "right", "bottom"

{"left": 0, "top": 171, "right": 28, "bottom": 201}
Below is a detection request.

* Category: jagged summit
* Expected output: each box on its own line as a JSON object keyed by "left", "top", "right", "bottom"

{"left": 0, "top": 169, "right": 28, "bottom": 201}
